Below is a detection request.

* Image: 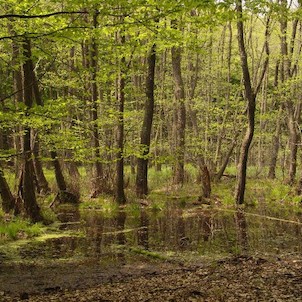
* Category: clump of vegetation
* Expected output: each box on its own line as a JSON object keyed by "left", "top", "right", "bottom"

{"left": 0, "top": 218, "right": 44, "bottom": 241}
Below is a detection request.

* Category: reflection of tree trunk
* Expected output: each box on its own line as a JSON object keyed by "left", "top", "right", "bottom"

{"left": 0, "top": 166, "right": 15, "bottom": 213}
{"left": 138, "top": 209, "right": 149, "bottom": 250}
{"left": 235, "top": 209, "right": 248, "bottom": 253}
{"left": 177, "top": 209, "right": 187, "bottom": 249}
{"left": 136, "top": 43, "right": 156, "bottom": 197}
{"left": 201, "top": 212, "right": 211, "bottom": 242}
{"left": 116, "top": 211, "right": 126, "bottom": 245}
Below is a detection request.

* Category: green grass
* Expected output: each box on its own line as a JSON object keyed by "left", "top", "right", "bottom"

{"left": 0, "top": 218, "right": 44, "bottom": 240}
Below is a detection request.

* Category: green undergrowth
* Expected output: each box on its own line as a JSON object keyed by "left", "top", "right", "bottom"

{"left": 0, "top": 217, "right": 44, "bottom": 241}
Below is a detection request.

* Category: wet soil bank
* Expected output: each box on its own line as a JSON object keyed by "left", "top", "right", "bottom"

{"left": 1, "top": 254, "right": 302, "bottom": 301}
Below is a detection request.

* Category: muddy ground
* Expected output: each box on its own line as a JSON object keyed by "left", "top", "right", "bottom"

{"left": 1, "top": 254, "right": 302, "bottom": 301}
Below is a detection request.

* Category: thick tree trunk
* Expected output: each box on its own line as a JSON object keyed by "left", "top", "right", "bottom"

{"left": 22, "top": 36, "right": 50, "bottom": 195}
{"left": 20, "top": 37, "right": 43, "bottom": 222}
{"left": 0, "top": 166, "right": 15, "bottom": 213}
{"left": 171, "top": 45, "right": 186, "bottom": 185}
{"left": 136, "top": 43, "right": 156, "bottom": 197}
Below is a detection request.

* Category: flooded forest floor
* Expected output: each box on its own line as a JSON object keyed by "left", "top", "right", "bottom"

{"left": 1, "top": 187, "right": 302, "bottom": 301}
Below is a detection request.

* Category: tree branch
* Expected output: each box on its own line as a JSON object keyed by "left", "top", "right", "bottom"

{"left": 0, "top": 11, "right": 88, "bottom": 19}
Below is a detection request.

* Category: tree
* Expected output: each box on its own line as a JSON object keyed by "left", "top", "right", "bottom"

{"left": 136, "top": 43, "right": 157, "bottom": 197}
{"left": 234, "top": 0, "right": 269, "bottom": 204}
{"left": 115, "top": 27, "right": 127, "bottom": 204}
{"left": 171, "top": 26, "right": 186, "bottom": 185}
{"left": 19, "top": 37, "right": 43, "bottom": 222}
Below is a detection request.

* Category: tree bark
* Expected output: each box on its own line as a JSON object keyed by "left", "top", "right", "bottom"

{"left": 171, "top": 45, "right": 186, "bottom": 185}
{"left": 50, "top": 150, "right": 67, "bottom": 192}
{"left": 136, "top": 43, "right": 156, "bottom": 197}
{"left": 279, "top": 0, "right": 300, "bottom": 184}
{"left": 0, "top": 166, "right": 15, "bottom": 213}
{"left": 20, "top": 37, "right": 43, "bottom": 222}
{"left": 215, "top": 131, "right": 239, "bottom": 182}
{"left": 234, "top": 1, "right": 257, "bottom": 205}
{"left": 31, "top": 131, "right": 50, "bottom": 195}
{"left": 90, "top": 10, "right": 105, "bottom": 197}
{"left": 115, "top": 32, "right": 126, "bottom": 204}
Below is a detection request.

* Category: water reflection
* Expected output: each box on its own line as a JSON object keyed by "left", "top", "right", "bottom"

{"left": 235, "top": 209, "right": 248, "bottom": 253}
{"left": 55, "top": 205, "right": 81, "bottom": 230}
{"left": 11, "top": 203, "right": 302, "bottom": 265}
{"left": 138, "top": 209, "right": 149, "bottom": 250}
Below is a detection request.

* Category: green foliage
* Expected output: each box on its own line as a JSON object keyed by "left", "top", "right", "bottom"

{"left": 0, "top": 218, "right": 44, "bottom": 241}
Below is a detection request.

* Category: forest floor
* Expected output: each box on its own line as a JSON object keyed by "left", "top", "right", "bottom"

{"left": 1, "top": 253, "right": 302, "bottom": 301}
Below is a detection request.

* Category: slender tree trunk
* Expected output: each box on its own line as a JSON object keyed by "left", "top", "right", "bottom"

{"left": 90, "top": 10, "right": 105, "bottom": 197}
{"left": 171, "top": 45, "right": 186, "bottom": 185}
{"left": 268, "top": 108, "right": 282, "bottom": 179}
{"left": 50, "top": 150, "right": 67, "bottom": 192}
{"left": 216, "top": 132, "right": 239, "bottom": 181}
{"left": 115, "top": 32, "right": 126, "bottom": 204}
{"left": 136, "top": 43, "right": 156, "bottom": 197}
{"left": 11, "top": 33, "right": 23, "bottom": 178}
{"left": 49, "top": 149, "right": 78, "bottom": 205}
{"left": 32, "top": 133, "right": 50, "bottom": 194}
{"left": 234, "top": 1, "right": 257, "bottom": 205}
{"left": 268, "top": 61, "right": 282, "bottom": 179}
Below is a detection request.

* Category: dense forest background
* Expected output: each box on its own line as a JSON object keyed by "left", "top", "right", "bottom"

{"left": 1, "top": 0, "right": 302, "bottom": 223}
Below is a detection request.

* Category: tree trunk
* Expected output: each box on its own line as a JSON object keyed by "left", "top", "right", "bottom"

{"left": 50, "top": 150, "right": 67, "bottom": 192}
{"left": 115, "top": 33, "right": 126, "bottom": 204}
{"left": 0, "top": 166, "right": 15, "bottom": 213}
{"left": 279, "top": 0, "right": 300, "bottom": 184}
{"left": 32, "top": 132, "right": 50, "bottom": 194}
{"left": 20, "top": 37, "right": 43, "bottom": 222}
{"left": 234, "top": 1, "right": 257, "bottom": 205}
{"left": 215, "top": 131, "right": 239, "bottom": 182}
{"left": 268, "top": 61, "right": 282, "bottom": 179}
{"left": 171, "top": 45, "right": 186, "bottom": 185}
{"left": 136, "top": 43, "right": 156, "bottom": 197}
{"left": 90, "top": 11, "right": 105, "bottom": 197}
{"left": 22, "top": 36, "right": 50, "bottom": 195}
